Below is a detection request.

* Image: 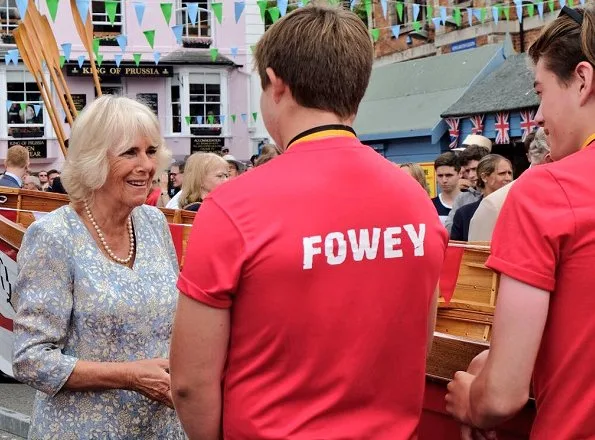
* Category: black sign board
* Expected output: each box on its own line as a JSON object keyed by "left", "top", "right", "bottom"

{"left": 8, "top": 139, "right": 47, "bottom": 159}
{"left": 190, "top": 137, "right": 225, "bottom": 154}
{"left": 136, "top": 93, "right": 158, "bottom": 115}
{"left": 66, "top": 64, "right": 174, "bottom": 78}
{"left": 65, "top": 94, "right": 87, "bottom": 122}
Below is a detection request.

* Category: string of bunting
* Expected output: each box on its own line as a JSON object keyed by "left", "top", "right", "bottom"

{"left": 182, "top": 113, "right": 259, "bottom": 125}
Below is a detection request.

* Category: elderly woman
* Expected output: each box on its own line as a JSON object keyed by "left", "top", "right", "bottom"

{"left": 178, "top": 152, "right": 229, "bottom": 211}
{"left": 11, "top": 96, "right": 184, "bottom": 439}
{"left": 450, "top": 154, "right": 512, "bottom": 241}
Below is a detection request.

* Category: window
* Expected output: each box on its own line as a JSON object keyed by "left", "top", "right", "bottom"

{"left": 171, "top": 74, "right": 182, "bottom": 133}
{"left": 0, "top": 0, "right": 18, "bottom": 34}
{"left": 6, "top": 70, "right": 44, "bottom": 138}
{"left": 189, "top": 72, "right": 221, "bottom": 136}
{"left": 176, "top": 1, "right": 210, "bottom": 38}
{"left": 92, "top": 0, "right": 122, "bottom": 35}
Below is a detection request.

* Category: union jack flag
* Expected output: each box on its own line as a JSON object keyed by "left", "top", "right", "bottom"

{"left": 520, "top": 109, "right": 537, "bottom": 142}
{"left": 446, "top": 118, "right": 460, "bottom": 149}
{"left": 495, "top": 112, "right": 510, "bottom": 144}
{"left": 470, "top": 114, "right": 485, "bottom": 135}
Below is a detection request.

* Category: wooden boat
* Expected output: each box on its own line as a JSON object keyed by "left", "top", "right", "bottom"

{"left": 0, "top": 189, "right": 535, "bottom": 438}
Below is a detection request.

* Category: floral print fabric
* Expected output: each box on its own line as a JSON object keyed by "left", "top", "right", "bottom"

{"left": 12, "top": 205, "right": 185, "bottom": 439}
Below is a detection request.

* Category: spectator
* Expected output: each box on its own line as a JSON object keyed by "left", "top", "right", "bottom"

{"left": 165, "top": 160, "right": 185, "bottom": 209}
{"left": 400, "top": 163, "right": 430, "bottom": 195}
{"left": 23, "top": 175, "right": 41, "bottom": 191}
{"left": 170, "top": 5, "right": 448, "bottom": 440}
{"left": 37, "top": 170, "right": 49, "bottom": 191}
{"left": 179, "top": 153, "right": 229, "bottom": 211}
{"left": 222, "top": 154, "right": 244, "bottom": 178}
{"left": 254, "top": 143, "right": 281, "bottom": 167}
{"left": 0, "top": 145, "right": 29, "bottom": 188}
{"left": 46, "top": 169, "right": 60, "bottom": 191}
{"left": 432, "top": 152, "right": 461, "bottom": 226}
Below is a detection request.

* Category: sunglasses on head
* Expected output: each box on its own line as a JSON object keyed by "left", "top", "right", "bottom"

{"left": 558, "top": 5, "right": 583, "bottom": 25}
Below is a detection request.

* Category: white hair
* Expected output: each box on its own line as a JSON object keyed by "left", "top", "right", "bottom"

{"left": 61, "top": 95, "right": 171, "bottom": 203}
{"left": 528, "top": 128, "right": 550, "bottom": 165}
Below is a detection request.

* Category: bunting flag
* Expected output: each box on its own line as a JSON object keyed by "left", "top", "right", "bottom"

{"left": 114, "top": 53, "right": 123, "bottom": 67}
{"left": 143, "top": 30, "right": 155, "bottom": 49}
{"left": 185, "top": 116, "right": 192, "bottom": 125}
{"left": 527, "top": 3, "right": 535, "bottom": 17}
{"left": 492, "top": 6, "right": 499, "bottom": 24}
{"left": 364, "top": 0, "right": 372, "bottom": 18}
{"left": 548, "top": 0, "right": 555, "bottom": 12}
{"left": 5, "top": 100, "right": 12, "bottom": 111}
{"left": 34, "top": 104, "right": 41, "bottom": 116}
{"left": 268, "top": 6, "right": 280, "bottom": 23}
{"left": 211, "top": 2, "right": 223, "bottom": 24}
{"left": 234, "top": 1, "right": 245, "bottom": 22}
{"left": 278, "top": 0, "right": 288, "bottom": 16}
{"left": 446, "top": 117, "right": 460, "bottom": 149}
{"left": 207, "top": 114, "right": 215, "bottom": 124}
{"left": 210, "top": 48, "right": 218, "bottom": 62}
{"left": 520, "top": 109, "right": 537, "bottom": 141}
{"left": 257, "top": 0, "right": 267, "bottom": 20}
{"left": 380, "top": 0, "right": 388, "bottom": 17}
{"left": 187, "top": 2, "right": 198, "bottom": 25}
{"left": 252, "top": 112, "right": 258, "bottom": 122}
{"left": 46, "top": 0, "right": 59, "bottom": 21}
{"left": 515, "top": 0, "right": 523, "bottom": 23}
{"left": 495, "top": 112, "right": 510, "bottom": 144}
{"left": 160, "top": 2, "right": 172, "bottom": 25}
{"left": 93, "top": 38, "right": 100, "bottom": 57}
{"left": 396, "top": 2, "right": 404, "bottom": 21}
{"left": 153, "top": 51, "right": 161, "bottom": 64}
{"left": 220, "top": 115, "right": 226, "bottom": 124}
{"left": 560, "top": 0, "right": 567, "bottom": 8}
{"left": 230, "top": 47, "right": 238, "bottom": 58}
{"left": 19, "top": 103, "right": 26, "bottom": 112}
{"left": 431, "top": 17, "right": 441, "bottom": 29}
{"left": 75, "top": 0, "right": 90, "bottom": 23}
{"left": 105, "top": 0, "right": 118, "bottom": 25}
{"left": 250, "top": 44, "right": 256, "bottom": 54}
{"left": 96, "top": 54, "right": 104, "bottom": 66}
{"left": 470, "top": 114, "right": 485, "bottom": 135}
{"left": 16, "top": 0, "right": 27, "bottom": 19}
{"left": 473, "top": 8, "right": 482, "bottom": 21}
{"left": 231, "top": 114, "right": 237, "bottom": 123}
{"left": 240, "top": 113, "right": 247, "bottom": 123}
{"left": 504, "top": 5, "right": 510, "bottom": 20}
{"left": 195, "top": 115, "right": 203, "bottom": 124}
{"left": 370, "top": 28, "right": 380, "bottom": 42}
{"left": 4, "top": 54, "right": 10, "bottom": 65}
{"left": 537, "top": 1, "right": 544, "bottom": 19}
{"left": 60, "top": 55, "right": 66, "bottom": 67}
{"left": 171, "top": 25, "right": 183, "bottom": 44}
{"left": 440, "top": 7, "right": 447, "bottom": 25}
{"left": 453, "top": 8, "right": 462, "bottom": 26}
{"left": 61, "top": 43, "right": 72, "bottom": 60}
{"left": 116, "top": 34, "right": 127, "bottom": 52}
{"left": 133, "top": 53, "right": 142, "bottom": 66}
{"left": 412, "top": 21, "right": 421, "bottom": 32}
{"left": 479, "top": 7, "right": 486, "bottom": 23}
{"left": 467, "top": 7, "right": 473, "bottom": 26}
{"left": 412, "top": 3, "right": 420, "bottom": 21}
{"left": 391, "top": 25, "right": 401, "bottom": 38}
{"left": 77, "top": 55, "right": 85, "bottom": 68}
{"left": 134, "top": 1, "right": 145, "bottom": 26}
{"left": 427, "top": 3, "right": 433, "bottom": 19}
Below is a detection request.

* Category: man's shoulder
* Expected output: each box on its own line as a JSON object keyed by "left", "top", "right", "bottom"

{"left": 0, "top": 174, "right": 19, "bottom": 188}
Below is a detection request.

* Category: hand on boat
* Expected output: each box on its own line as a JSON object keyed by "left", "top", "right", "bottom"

{"left": 445, "top": 370, "right": 474, "bottom": 424}
{"left": 127, "top": 358, "right": 174, "bottom": 408}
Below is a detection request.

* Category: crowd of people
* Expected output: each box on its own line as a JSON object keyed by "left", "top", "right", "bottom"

{"left": 0, "top": 2, "right": 594, "bottom": 439}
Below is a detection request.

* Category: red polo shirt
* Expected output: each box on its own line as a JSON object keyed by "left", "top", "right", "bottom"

{"left": 487, "top": 140, "right": 595, "bottom": 439}
{"left": 178, "top": 134, "right": 448, "bottom": 439}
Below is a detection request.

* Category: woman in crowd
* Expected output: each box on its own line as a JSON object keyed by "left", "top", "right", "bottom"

{"left": 178, "top": 152, "right": 229, "bottom": 211}
{"left": 450, "top": 154, "right": 512, "bottom": 241}
{"left": 11, "top": 96, "right": 184, "bottom": 439}
{"left": 23, "top": 175, "right": 41, "bottom": 191}
{"left": 399, "top": 162, "right": 430, "bottom": 195}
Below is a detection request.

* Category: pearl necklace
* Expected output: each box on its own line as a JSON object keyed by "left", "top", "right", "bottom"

{"left": 84, "top": 201, "right": 135, "bottom": 265}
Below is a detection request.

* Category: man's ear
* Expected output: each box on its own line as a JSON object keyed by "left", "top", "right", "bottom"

{"left": 265, "top": 67, "right": 287, "bottom": 103}
{"left": 575, "top": 61, "right": 595, "bottom": 106}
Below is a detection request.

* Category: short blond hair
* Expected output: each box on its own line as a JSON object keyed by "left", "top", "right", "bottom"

{"left": 400, "top": 163, "right": 430, "bottom": 195}
{"left": 179, "top": 153, "right": 228, "bottom": 208}
{"left": 5, "top": 145, "right": 29, "bottom": 168}
{"left": 254, "top": 5, "right": 373, "bottom": 118}
{"left": 61, "top": 95, "right": 171, "bottom": 203}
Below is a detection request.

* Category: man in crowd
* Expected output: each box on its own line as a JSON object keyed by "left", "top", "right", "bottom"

{"left": 165, "top": 160, "right": 185, "bottom": 209}
{"left": 170, "top": 5, "right": 448, "bottom": 440}
{"left": 45, "top": 169, "right": 60, "bottom": 191}
{"left": 444, "top": 145, "right": 490, "bottom": 233}
{"left": 37, "top": 170, "right": 49, "bottom": 191}
{"left": 432, "top": 151, "right": 460, "bottom": 226}
{"left": 0, "top": 145, "right": 29, "bottom": 188}
{"left": 223, "top": 154, "right": 244, "bottom": 178}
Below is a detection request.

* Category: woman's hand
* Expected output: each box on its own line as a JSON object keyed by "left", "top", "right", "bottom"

{"left": 446, "top": 370, "right": 474, "bottom": 424}
{"left": 127, "top": 358, "right": 173, "bottom": 408}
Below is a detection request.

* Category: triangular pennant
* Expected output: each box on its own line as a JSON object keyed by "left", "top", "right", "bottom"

{"left": 230, "top": 47, "right": 238, "bottom": 58}
{"left": 211, "top": 2, "right": 223, "bottom": 24}
{"left": 568, "top": 0, "right": 574, "bottom": 6}
{"left": 133, "top": 53, "right": 142, "bottom": 66}
{"left": 278, "top": 0, "right": 288, "bottom": 16}
{"left": 143, "top": 30, "right": 155, "bottom": 49}
{"left": 33, "top": 104, "right": 41, "bottom": 117}
{"left": 252, "top": 112, "right": 258, "bottom": 122}
{"left": 412, "top": 21, "right": 421, "bottom": 32}
{"left": 153, "top": 51, "right": 161, "bottom": 65}
{"left": 580, "top": 0, "right": 585, "bottom": 5}
{"left": 548, "top": 0, "right": 555, "bottom": 12}
{"left": 4, "top": 54, "right": 10, "bottom": 66}
{"left": 185, "top": 116, "right": 192, "bottom": 125}
{"left": 492, "top": 6, "right": 499, "bottom": 24}
{"left": 116, "top": 34, "right": 127, "bottom": 52}
{"left": 268, "top": 6, "right": 280, "bottom": 23}
{"left": 440, "top": 6, "right": 447, "bottom": 24}
{"left": 210, "top": 48, "right": 218, "bottom": 62}
{"left": 240, "top": 113, "right": 247, "bottom": 123}
{"left": 380, "top": 0, "right": 388, "bottom": 17}
{"left": 454, "top": 8, "right": 462, "bottom": 26}
{"left": 20, "top": 103, "right": 26, "bottom": 112}
{"left": 391, "top": 25, "right": 401, "bottom": 38}
{"left": 77, "top": 55, "right": 85, "bottom": 68}
{"left": 114, "top": 54, "right": 123, "bottom": 67}
{"left": 16, "top": 0, "right": 27, "bottom": 19}
{"left": 257, "top": 0, "right": 267, "bottom": 20}
{"left": 412, "top": 3, "right": 420, "bottom": 21}
{"left": 207, "top": 114, "right": 215, "bottom": 124}
{"left": 370, "top": 28, "right": 380, "bottom": 42}
{"left": 231, "top": 114, "right": 237, "bottom": 123}
{"left": 187, "top": 2, "right": 199, "bottom": 25}
{"left": 220, "top": 115, "right": 226, "bottom": 124}
{"left": 61, "top": 43, "right": 72, "bottom": 60}
{"left": 59, "top": 55, "right": 66, "bottom": 67}
{"left": 10, "top": 49, "right": 19, "bottom": 65}
{"left": 516, "top": 3, "right": 523, "bottom": 23}
{"left": 196, "top": 116, "right": 203, "bottom": 124}
{"left": 396, "top": 2, "right": 404, "bottom": 21}
{"left": 473, "top": 8, "right": 482, "bottom": 21}
{"left": 234, "top": 1, "right": 245, "bottom": 22}
{"left": 250, "top": 44, "right": 256, "bottom": 54}
{"left": 467, "top": 8, "right": 473, "bottom": 26}
{"left": 93, "top": 38, "right": 100, "bottom": 57}
{"left": 46, "top": 0, "right": 59, "bottom": 22}
{"left": 96, "top": 54, "right": 104, "bottom": 66}
{"left": 171, "top": 25, "right": 183, "bottom": 44}
{"left": 527, "top": 3, "right": 535, "bottom": 16}
{"left": 427, "top": 3, "right": 433, "bottom": 18}
{"left": 364, "top": 0, "right": 372, "bottom": 18}
{"left": 5, "top": 100, "right": 12, "bottom": 112}
{"left": 105, "top": 0, "right": 118, "bottom": 25}
{"left": 75, "top": 0, "right": 90, "bottom": 24}
{"left": 134, "top": 1, "right": 145, "bottom": 26}
{"left": 504, "top": 5, "right": 510, "bottom": 20}
{"left": 431, "top": 17, "right": 441, "bottom": 29}
{"left": 537, "top": 2, "right": 544, "bottom": 19}
{"left": 160, "top": 3, "right": 172, "bottom": 25}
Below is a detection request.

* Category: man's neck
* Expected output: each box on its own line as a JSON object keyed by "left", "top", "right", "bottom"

{"left": 5, "top": 167, "right": 24, "bottom": 180}
{"left": 441, "top": 189, "right": 459, "bottom": 205}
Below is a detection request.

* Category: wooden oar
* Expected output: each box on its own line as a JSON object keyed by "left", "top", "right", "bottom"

{"left": 14, "top": 28, "right": 67, "bottom": 156}
{"left": 69, "top": 0, "right": 102, "bottom": 97}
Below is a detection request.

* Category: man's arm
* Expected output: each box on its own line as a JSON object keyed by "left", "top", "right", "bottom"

{"left": 446, "top": 275, "right": 549, "bottom": 428}
{"left": 170, "top": 295, "right": 230, "bottom": 440}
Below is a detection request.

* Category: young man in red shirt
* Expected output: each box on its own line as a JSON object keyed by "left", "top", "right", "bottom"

{"left": 446, "top": 5, "right": 595, "bottom": 439}
{"left": 170, "top": 5, "right": 448, "bottom": 439}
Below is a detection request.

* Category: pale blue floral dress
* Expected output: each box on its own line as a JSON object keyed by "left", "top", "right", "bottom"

{"left": 11, "top": 205, "right": 185, "bottom": 439}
